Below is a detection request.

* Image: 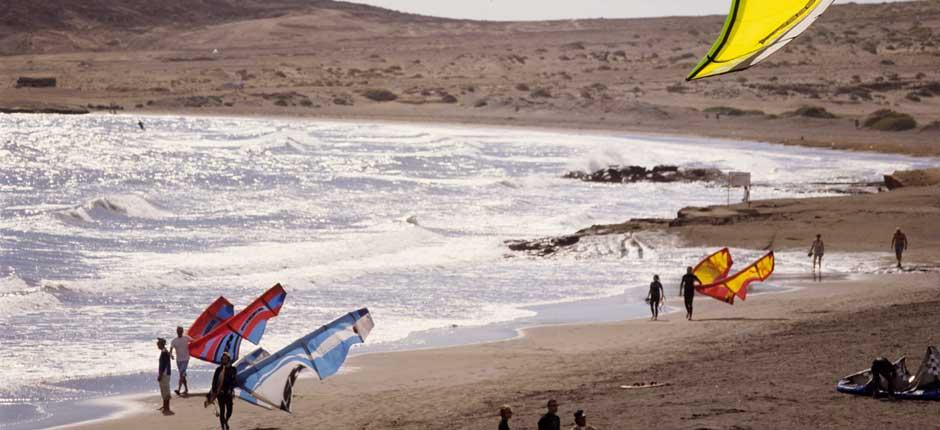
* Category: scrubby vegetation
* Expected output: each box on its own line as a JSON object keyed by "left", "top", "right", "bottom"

{"left": 363, "top": 88, "right": 398, "bottom": 102}
{"left": 863, "top": 109, "right": 917, "bottom": 131}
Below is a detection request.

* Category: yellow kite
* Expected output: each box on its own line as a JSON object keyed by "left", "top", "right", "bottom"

{"left": 693, "top": 249, "right": 775, "bottom": 304}
{"left": 687, "top": 0, "right": 836, "bottom": 80}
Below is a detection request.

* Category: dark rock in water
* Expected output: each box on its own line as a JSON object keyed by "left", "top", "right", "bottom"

{"left": 505, "top": 235, "right": 580, "bottom": 255}
{"left": 564, "top": 165, "right": 725, "bottom": 184}
{"left": 884, "top": 174, "right": 905, "bottom": 190}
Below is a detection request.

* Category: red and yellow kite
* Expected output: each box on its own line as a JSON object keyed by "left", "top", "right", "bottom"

{"left": 692, "top": 248, "right": 774, "bottom": 304}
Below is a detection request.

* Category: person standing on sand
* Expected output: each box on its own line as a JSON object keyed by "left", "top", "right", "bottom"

{"left": 498, "top": 405, "right": 513, "bottom": 430}
{"left": 571, "top": 410, "right": 598, "bottom": 430}
{"left": 678, "top": 267, "right": 701, "bottom": 321}
{"left": 891, "top": 228, "right": 908, "bottom": 269}
{"left": 169, "top": 326, "right": 192, "bottom": 396}
{"left": 537, "top": 399, "right": 561, "bottom": 430}
{"left": 647, "top": 275, "right": 665, "bottom": 321}
{"left": 156, "top": 338, "right": 173, "bottom": 415}
{"left": 206, "top": 352, "right": 237, "bottom": 430}
{"left": 808, "top": 234, "right": 824, "bottom": 272}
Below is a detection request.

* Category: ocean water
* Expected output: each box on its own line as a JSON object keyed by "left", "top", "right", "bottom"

{"left": 0, "top": 114, "right": 934, "bottom": 428}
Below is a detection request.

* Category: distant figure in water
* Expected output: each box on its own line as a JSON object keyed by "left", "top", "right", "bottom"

{"left": 138, "top": 120, "right": 145, "bottom": 131}
{"left": 169, "top": 326, "right": 192, "bottom": 396}
{"left": 647, "top": 274, "right": 665, "bottom": 321}
{"left": 537, "top": 399, "right": 560, "bottom": 430}
{"left": 808, "top": 234, "right": 825, "bottom": 272}
{"left": 156, "top": 338, "right": 173, "bottom": 415}
{"left": 891, "top": 228, "right": 908, "bottom": 269}
{"left": 206, "top": 352, "right": 237, "bottom": 430}
{"left": 498, "top": 405, "right": 513, "bottom": 430}
{"left": 571, "top": 409, "right": 598, "bottom": 430}
{"left": 679, "top": 267, "right": 701, "bottom": 321}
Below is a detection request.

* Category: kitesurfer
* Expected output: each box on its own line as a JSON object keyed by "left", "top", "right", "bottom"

{"left": 868, "top": 357, "right": 898, "bottom": 399}
{"left": 647, "top": 275, "right": 665, "bottom": 321}
{"left": 138, "top": 120, "right": 145, "bottom": 131}
{"left": 206, "top": 352, "right": 237, "bottom": 430}
{"left": 156, "top": 338, "right": 173, "bottom": 415}
{"left": 169, "top": 326, "right": 192, "bottom": 396}
{"left": 678, "top": 267, "right": 701, "bottom": 321}
{"left": 537, "top": 399, "right": 561, "bottom": 430}
{"left": 571, "top": 410, "right": 598, "bottom": 430}
{"left": 891, "top": 228, "right": 908, "bottom": 269}
{"left": 498, "top": 405, "right": 513, "bottom": 430}
{"left": 808, "top": 234, "right": 824, "bottom": 272}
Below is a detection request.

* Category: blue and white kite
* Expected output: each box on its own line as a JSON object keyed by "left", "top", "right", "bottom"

{"left": 233, "top": 308, "right": 374, "bottom": 412}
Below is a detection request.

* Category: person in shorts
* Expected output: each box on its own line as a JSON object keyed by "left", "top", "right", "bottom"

{"left": 891, "top": 228, "right": 908, "bottom": 269}
{"left": 169, "top": 326, "right": 192, "bottom": 396}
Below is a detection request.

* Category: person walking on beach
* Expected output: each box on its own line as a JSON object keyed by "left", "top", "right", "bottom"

{"left": 571, "top": 410, "right": 598, "bottom": 430}
{"left": 891, "top": 228, "right": 908, "bottom": 269}
{"left": 156, "top": 338, "right": 173, "bottom": 415}
{"left": 169, "top": 326, "right": 192, "bottom": 396}
{"left": 537, "top": 399, "right": 561, "bottom": 430}
{"left": 647, "top": 275, "right": 665, "bottom": 321}
{"left": 678, "top": 267, "right": 701, "bottom": 321}
{"left": 498, "top": 405, "right": 513, "bottom": 430}
{"left": 808, "top": 234, "right": 825, "bottom": 272}
{"left": 206, "top": 352, "right": 237, "bottom": 430}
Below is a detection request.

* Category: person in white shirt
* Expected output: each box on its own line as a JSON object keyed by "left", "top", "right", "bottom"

{"left": 169, "top": 326, "right": 192, "bottom": 396}
{"left": 571, "top": 410, "right": 597, "bottom": 430}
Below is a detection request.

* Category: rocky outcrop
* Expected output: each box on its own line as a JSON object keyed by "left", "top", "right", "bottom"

{"left": 0, "top": 105, "right": 88, "bottom": 114}
{"left": 884, "top": 168, "right": 940, "bottom": 190}
{"left": 506, "top": 219, "right": 668, "bottom": 256}
{"left": 564, "top": 165, "right": 726, "bottom": 184}
{"left": 15, "top": 77, "right": 57, "bottom": 88}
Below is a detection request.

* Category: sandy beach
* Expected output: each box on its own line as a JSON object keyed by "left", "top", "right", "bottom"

{"left": 72, "top": 270, "right": 940, "bottom": 430}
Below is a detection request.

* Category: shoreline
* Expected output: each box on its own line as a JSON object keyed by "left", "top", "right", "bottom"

{"left": 68, "top": 270, "right": 940, "bottom": 430}
{"left": 14, "top": 266, "right": 810, "bottom": 430}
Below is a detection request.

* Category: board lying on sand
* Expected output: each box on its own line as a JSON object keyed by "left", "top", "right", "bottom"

{"left": 836, "top": 347, "right": 940, "bottom": 400}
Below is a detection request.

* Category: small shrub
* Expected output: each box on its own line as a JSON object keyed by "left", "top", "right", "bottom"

{"left": 363, "top": 88, "right": 398, "bottom": 102}
{"left": 441, "top": 94, "right": 458, "bottom": 103}
{"left": 529, "top": 88, "right": 552, "bottom": 98}
{"left": 788, "top": 105, "right": 837, "bottom": 119}
{"left": 863, "top": 109, "right": 917, "bottom": 131}
{"left": 515, "top": 83, "right": 530, "bottom": 91}
{"left": 880, "top": 59, "right": 896, "bottom": 66}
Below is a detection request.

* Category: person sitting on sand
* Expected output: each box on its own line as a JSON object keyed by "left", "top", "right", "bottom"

{"left": 647, "top": 275, "right": 665, "bottom": 321}
{"left": 868, "top": 357, "right": 898, "bottom": 399}
{"left": 891, "top": 228, "right": 908, "bottom": 269}
{"left": 678, "top": 267, "right": 701, "bottom": 321}
{"left": 498, "top": 405, "right": 513, "bottom": 430}
{"left": 537, "top": 399, "right": 560, "bottom": 430}
{"left": 571, "top": 409, "right": 598, "bottom": 430}
{"left": 169, "top": 326, "right": 192, "bottom": 396}
{"left": 156, "top": 338, "right": 173, "bottom": 415}
{"left": 206, "top": 352, "right": 237, "bottom": 430}
{"left": 808, "top": 234, "right": 824, "bottom": 272}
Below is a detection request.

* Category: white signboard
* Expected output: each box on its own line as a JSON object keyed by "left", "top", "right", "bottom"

{"left": 729, "top": 171, "right": 751, "bottom": 188}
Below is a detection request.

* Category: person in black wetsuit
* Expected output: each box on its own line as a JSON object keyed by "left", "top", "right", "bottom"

{"left": 647, "top": 275, "right": 665, "bottom": 321}
{"left": 537, "top": 399, "right": 560, "bottom": 430}
{"left": 678, "top": 266, "right": 702, "bottom": 321}
{"left": 205, "top": 352, "right": 237, "bottom": 430}
{"left": 498, "top": 405, "right": 513, "bottom": 430}
{"left": 868, "top": 357, "right": 898, "bottom": 399}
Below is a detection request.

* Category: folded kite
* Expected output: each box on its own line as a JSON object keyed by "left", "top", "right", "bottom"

{"left": 234, "top": 308, "right": 374, "bottom": 412}
{"left": 187, "top": 284, "right": 287, "bottom": 364}
{"left": 693, "top": 248, "right": 774, "bottom": 304}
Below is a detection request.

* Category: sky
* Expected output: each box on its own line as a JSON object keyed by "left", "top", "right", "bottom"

{"left": 346, "top": 0, "right": 906, "bottom": 21}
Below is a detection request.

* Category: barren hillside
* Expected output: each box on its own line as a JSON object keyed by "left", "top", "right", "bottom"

{"left": 2, "top": 0, "right": 939, "bottom": 155}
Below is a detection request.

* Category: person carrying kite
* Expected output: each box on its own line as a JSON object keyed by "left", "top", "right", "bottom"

{"left": 678, "top": 267, "right": 702, "bottom": 320}
{"left": 205, "top": 352, "right": 237, "bottom": 430}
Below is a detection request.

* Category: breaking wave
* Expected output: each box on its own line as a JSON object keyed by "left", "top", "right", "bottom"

{"left": 54, "top": 194, "right": 172, "bottom": 223}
